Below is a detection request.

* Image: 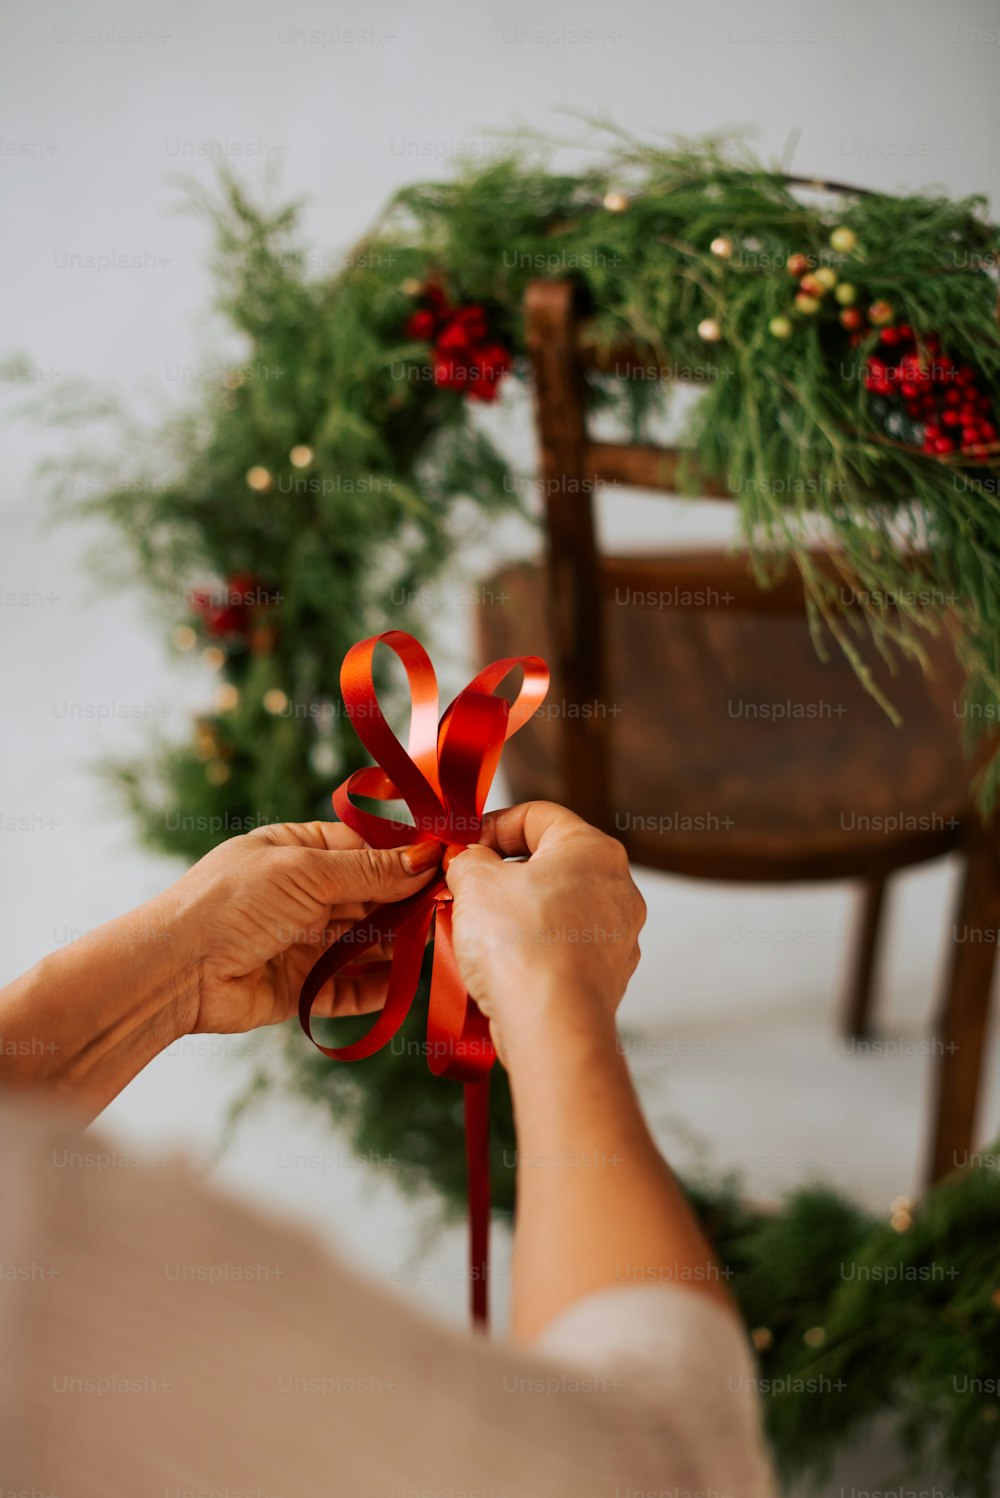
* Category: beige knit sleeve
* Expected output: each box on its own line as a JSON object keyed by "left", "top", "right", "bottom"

{"left": 0, "top": 1096, "right": 774, "bottom": 1498}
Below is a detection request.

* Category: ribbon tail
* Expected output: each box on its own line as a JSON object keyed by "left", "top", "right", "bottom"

{"left": 464, "top": 1074, "right": 491, "bottom": 1331}
{"left": 426, "top": 900, "right": 495, "bottom": 1081}
{"left": 427, "top": 900, "right": 495, "bottom": 1330}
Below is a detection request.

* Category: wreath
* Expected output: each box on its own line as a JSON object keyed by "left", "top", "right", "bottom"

{"left": 22, "top": 133, "right": 1000, "bottom": 1492}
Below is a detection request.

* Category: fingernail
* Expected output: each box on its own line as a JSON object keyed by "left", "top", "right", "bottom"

{"left": 441, "top": 843, "right": 466, "bottom": 874}
{"left": 402, "top": 840, "right": 443, "bottom": 875}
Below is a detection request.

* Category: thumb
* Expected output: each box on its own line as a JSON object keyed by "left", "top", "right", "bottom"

{"left": 444, "top": 843, "right": 503, "bottom": 900}
{"left": 295, "top": 839, "right": 444, "bottom": 905}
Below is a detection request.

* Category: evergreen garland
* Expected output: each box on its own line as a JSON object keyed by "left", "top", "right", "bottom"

{"left": 695, "top": 1164, "right": 1000, "bottom": 1492}
{"left": 23, "top": 134, "right": 1000, "bottom": 1491}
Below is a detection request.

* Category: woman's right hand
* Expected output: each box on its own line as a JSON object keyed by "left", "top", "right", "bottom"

{"left": 444, "top": 802, "right": 646, "bottom": 1061}
{"left": 450, "top": 805, "right": 734, "bottom": 1344}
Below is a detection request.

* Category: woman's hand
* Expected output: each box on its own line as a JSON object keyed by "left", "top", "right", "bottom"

{"left": 445, "top": 802, "right": 732, "bottom": 1342}
{"left": 173, "top": 822, "right": 443, "bottom": 1035}
{"left": 0, "top": 821, "right": 441, "bottom": 1115}
{"left": 444, "top": 801, "right": 646, "bottom": 1062}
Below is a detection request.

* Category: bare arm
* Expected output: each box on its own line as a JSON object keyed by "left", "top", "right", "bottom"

{"left": 0, "top": 884, "right": 197, "bottom": 1116}
{"left": 0, "top": 824, "right": 441, "bottom": 1117}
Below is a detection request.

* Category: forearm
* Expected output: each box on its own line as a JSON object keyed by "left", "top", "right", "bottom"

{"left": 504, "top": 979, "right": 734, "bottom": 1342}
{"left": 0, "top": 887, "right": 195, "bottom": 1117}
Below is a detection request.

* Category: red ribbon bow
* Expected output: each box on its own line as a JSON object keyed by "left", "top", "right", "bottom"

{"left": 299, "top": 630, "right": 549, "bottom": 1328}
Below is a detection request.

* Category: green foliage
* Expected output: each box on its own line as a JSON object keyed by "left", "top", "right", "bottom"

{"left": 26, "top": 132, "right": 1000, "bottom": 1491}
{"left": 722, "top": 1166, "right": 1000, "bottom": 1494}
{"left": 272, "top": 980, "right": 518, "bottom": 1217}
{"left": 34, "top": 135, "right": 1000, "bottom": 854}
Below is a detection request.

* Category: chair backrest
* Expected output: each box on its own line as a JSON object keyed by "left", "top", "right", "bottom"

{"left": 521, "top": 278, "right": 978, "bottom": 838}
{"left": 524, "top": 277, "right": 814, "bottom": 830}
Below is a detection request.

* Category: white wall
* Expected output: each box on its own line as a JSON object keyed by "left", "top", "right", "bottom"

{"left": 2, "top": 0, "right": 998, "bottom": 1385}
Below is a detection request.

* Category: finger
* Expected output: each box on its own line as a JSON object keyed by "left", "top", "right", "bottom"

{"left": 286, "top": 839, "right": 444, "bottom": 907}
{"left": 443, "top": 842, "right": 503, "bottom": 897}
{"left": 276, "top": 924, "right": 393, "bottom": 985}
{"left": 488, "top": 1017, "right": 508, "bottom": 1070}
{"left": 304, "top": 967, "right": 391, "bottom": 1020}
{"left": 339, "top": 943, "right": 394, "bottom": 969}
{"left": 316, "top": 900, "right": 374, "bottom": 928}
{"left": 333, "top": 968, "right": 392, "bottom": 1016}
{"left": 246, "top": 820, "right": 368, "bottom": 853}
{"left": 478, "top": 801, "right": 595, "bottom": 859}
{"left": 279, "top": 912, "right": 374, "bottom": 947}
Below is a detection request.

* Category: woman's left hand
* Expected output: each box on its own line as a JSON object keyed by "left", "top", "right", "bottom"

{"left": 0, "top": 821, "right": 441, "bottom": 1114}
{"left": 172, "top": 821, "right": 443, "bottom": 1035}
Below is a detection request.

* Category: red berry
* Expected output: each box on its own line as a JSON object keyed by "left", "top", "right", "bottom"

{"left": 880, "top": 328, "right": 900, "bottom": 345}
{"left": 944, "top": 388, "right": 962, "bottom": 405}
{"left": 923, "top": 424, "right": 941, "bottom": 440}
{"left": 437, "top": 321, "right": 473, "bottom": 353}
{"left": 405, "top": 309, "right": 437, "bottom": 341}
{"left": 941, "top": 409, "right": 961, "bottom": 427}
{"left": 839, "top": 307, "right": 864, "bottom": 330}
{"left": 897, "top": 324, "right": 913, "bottom": 340}
{"left": 431, "top": 354, "right": 462, "bottom": 388}
{"left": 479, "top": 344, "right": 512, "bottom": 377}
{"left": 934, "top": 437, "right": 956, "bottom": 453}
{"left": 980, "top": 422, "right": 997, "bottom": 440}
{"left": 455, "top": 305, "right": 489, "bottom": 339}
{"left": 962, "top": 427, "right": 980, "bottom": 444}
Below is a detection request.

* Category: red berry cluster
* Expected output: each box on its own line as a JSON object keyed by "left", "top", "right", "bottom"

{"left": 191, "top": 572, "right": 276, "bottom": 639}
{"left": 865, "top": 327, "right": 997, "bottom": 457}
{"left": 406, "top": 285, "right": 512, "bottom": 403}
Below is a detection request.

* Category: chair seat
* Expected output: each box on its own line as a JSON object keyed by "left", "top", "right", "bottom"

{"left": 477, "top": 554, "right": 972, "bottom": 881}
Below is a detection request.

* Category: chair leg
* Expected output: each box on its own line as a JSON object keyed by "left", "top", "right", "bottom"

{"left": 844, "top": 875, "right": 888, "bottom": 1041}
{"left": 926, "top": 837, "right": 1000, "bottom": 1185}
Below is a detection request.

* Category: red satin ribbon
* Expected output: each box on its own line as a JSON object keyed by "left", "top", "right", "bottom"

{"left": 298, "top": 630, "right": 549, "bottom": 1329}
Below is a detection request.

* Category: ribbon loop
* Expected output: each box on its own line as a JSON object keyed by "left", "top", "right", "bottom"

{"left": 299, "top": 631, "right": 549, "bottom": 1327}
{"left": 337, "top": 631, "right": 445, "bottom": 834}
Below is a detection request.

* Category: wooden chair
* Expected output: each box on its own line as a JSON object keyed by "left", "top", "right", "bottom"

{"left": 476, "top": 279, "right": 1000, "bottom": 1186}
